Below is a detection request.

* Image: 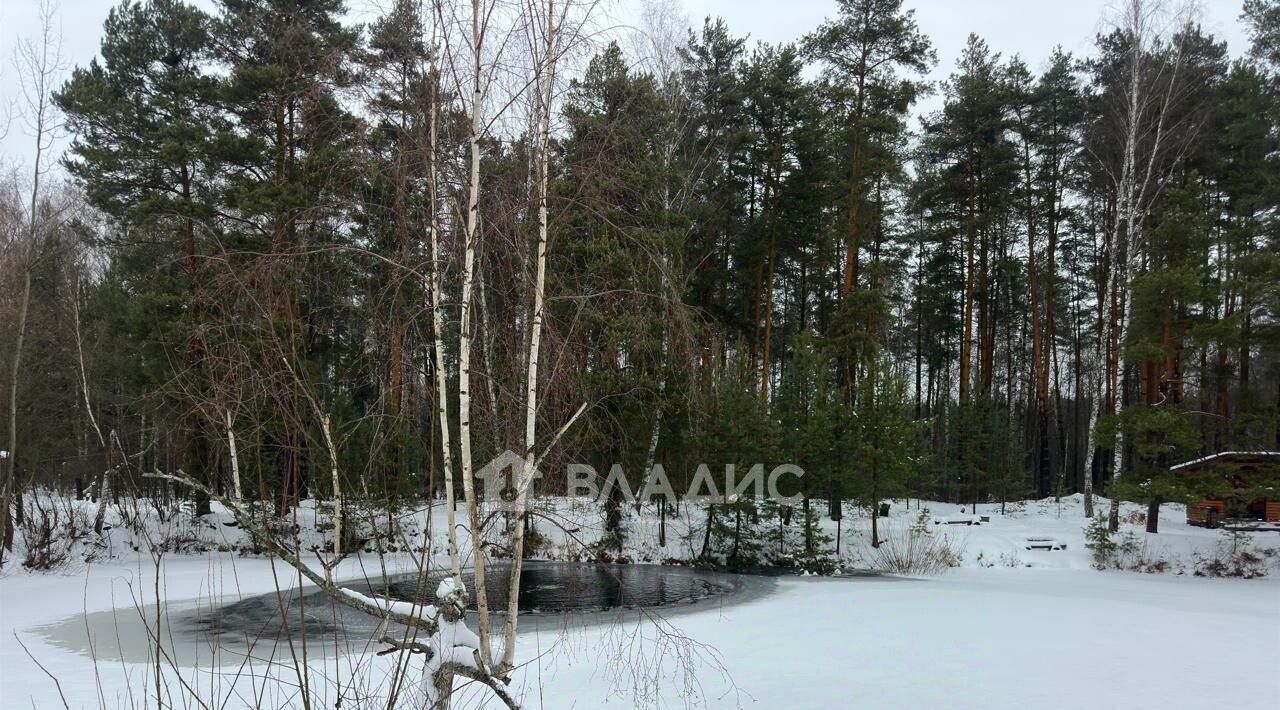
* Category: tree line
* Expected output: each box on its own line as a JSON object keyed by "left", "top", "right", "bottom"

{"left": 2, "top": 0, "right": 1277, "bottom": 554}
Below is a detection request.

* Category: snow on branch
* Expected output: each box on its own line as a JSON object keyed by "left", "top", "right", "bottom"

{"left": 146, "top": 468, "right": 520, "bottom": 707}
{"left": 144, "top": 469, "right": 441, "bottom": 632}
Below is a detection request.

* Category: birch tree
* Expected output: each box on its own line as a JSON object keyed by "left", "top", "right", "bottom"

{"left": 425, "top": 6, "right": 463, "bottom": 584}
{"left": 454, "top": 0, "right": 497, "bottom": 669}
{"left": 2, "top": 0, "right": 63, "bottom": 562}
{"left": 500, "top": 0, "right": 562, "bottom": 675}
{"left": 1082, "top": 0, "right": 1205, "bottom": 521}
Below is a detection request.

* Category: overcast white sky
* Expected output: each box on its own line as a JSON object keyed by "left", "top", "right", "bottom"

{"left": 0, "top": 0, "right": 1253, "bottom": 176}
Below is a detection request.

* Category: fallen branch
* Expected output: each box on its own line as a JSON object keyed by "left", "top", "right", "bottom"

{"left": 143, "top": 469, "right": 436, "bottom": 633}
{"left": 444, "top": 661, "right": 521, "bottom": 708}
{"left": 377, "top": 634, "right": 431, "bottom": 656}
{"left": 144, "top": 468, "right": 520, "bottom": 708}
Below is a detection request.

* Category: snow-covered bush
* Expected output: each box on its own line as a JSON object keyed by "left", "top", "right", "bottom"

{"left": 976, "top": 550, "right": 1026, "bottom": 568}
{"left": 786, "top": 504, "right": 838, "bottom": 574}
{"left": 998, "top": 551, "right": 1025, "bottom": 568}
{"left": 18, "top": 489, "right": 95, "bottom": 570}
{"left": 1121, "top": 509, "right": 1146, "bottom": 526}
{"left": 698, "top": 498, "right": 765, "bottom": 569}
{"left": 1193, "top": 530, "right": 1272, "bottom": 579}
{"left": 591, "top": 527, "right": 628, "bottom": 562}
{"left": 1085, "top": 515, "right": 1173, "bottom": 573}
{"left": 1083, "top": 514, "right": 1114, "bottom": 568}
{"left": 1084, "top": 514, "right": 1133, "bottom": 569}
{"left": 112, "top": 495, "right": 217, "bottom": 555}
{"left": 699, "top": 499, "right": 837, "bottom": 573}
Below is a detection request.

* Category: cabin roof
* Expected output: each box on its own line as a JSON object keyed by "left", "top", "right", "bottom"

{"left": 1169, "top": 451, "right": 1280, "bottom": 472}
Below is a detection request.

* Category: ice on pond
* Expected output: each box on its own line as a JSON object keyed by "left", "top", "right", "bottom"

{"left": 30, "top": 561, "right": 762, "bottom": 667}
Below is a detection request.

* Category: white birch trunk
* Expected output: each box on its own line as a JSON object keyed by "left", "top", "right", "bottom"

{"left": 1084, "top": 0, "right": 1144, "bottom": 518}
{"left": 458, "top": 0, "right": 494, "bottom": 668}
{"left": 426, "top": 61, "right": 462, "bottom": 581}
{"left": 477, "top": 267, "right": 502, "bottom": 452}
{"left": 1106, "top": 2, "right": 1145, "bottom": 527}
{"left": 1082, "top": 346, "right": 1101, "bottom": 518}
{"left": 225, "top": 411, "right": 242, "bottom": 503}
{"left": 501, "top": 0, "right": 557, "bottom": 673}
{"left": 1086, "top": 0, "right": 1190, "bottom": 523}
{"left": 93, "top": 431, "right": 119, "bottom": 535}
{"left": 93, "top": 465, "right": 112, "bottom": 534}
{"left": 73, "top": 279, "right": 112, "bottom": 536}
{"left": 321, "top": 413, "right": 341, "bottom": 557}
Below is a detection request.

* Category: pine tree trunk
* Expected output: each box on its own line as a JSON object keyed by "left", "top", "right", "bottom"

{"left": 761, "top": 231, "right": 777, "bottom": 398}
{"left": 1023, "top": 137, "right": 1049, "bottom": 498}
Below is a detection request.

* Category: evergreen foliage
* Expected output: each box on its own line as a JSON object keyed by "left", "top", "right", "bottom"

{"left": 3, "top": 0, "right": 1277, "bottom": 557}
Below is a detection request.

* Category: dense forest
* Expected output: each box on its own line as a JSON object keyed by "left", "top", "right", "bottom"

{"left": 2, "top": 0, "right": 1278, "bottom": 557}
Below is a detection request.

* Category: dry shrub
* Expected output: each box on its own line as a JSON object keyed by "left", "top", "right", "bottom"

{"left": 19, "top": 489, "right": 94, "bottom": 570}
{"left": 862, "top": 519, "right": 962, "bottom": 575}
{"left": 1194, "top": 530, "right": 1272, "bottom": 579}
{"left": 1122, "top": 510, "right": 1146, "bottom": 525}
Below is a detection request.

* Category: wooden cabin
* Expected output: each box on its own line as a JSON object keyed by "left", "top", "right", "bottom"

{"left": 1170, "top": 451, "right": 1280, "bottom": 527}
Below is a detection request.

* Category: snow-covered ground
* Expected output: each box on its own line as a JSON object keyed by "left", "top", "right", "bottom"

{"left": 1, "top": 494, "right": 1278, "bottom": 708}
{"left": 512, "top": 569, "right": 1280, "bottom": 709}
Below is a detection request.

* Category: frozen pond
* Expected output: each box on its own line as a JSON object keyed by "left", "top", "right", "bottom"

{"left": 191, "top": 561, "right": 756, "bottom": 643}
{"left": 31, "top": 561, "right": 774, "bottom": 667}
{"left": 373, "top": 560, "right": 747, "bottom": 613}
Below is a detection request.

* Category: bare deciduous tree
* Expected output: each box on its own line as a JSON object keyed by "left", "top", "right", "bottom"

{"left": 1082, "top": 0, "right": 1205, "bottom": 522}
{"left": 2, "top": 0, "right": 63, "bottom": 563}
